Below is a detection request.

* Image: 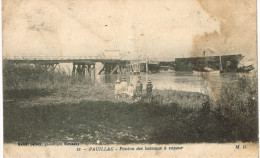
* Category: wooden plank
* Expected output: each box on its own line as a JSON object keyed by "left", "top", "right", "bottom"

{"left": 98, "top": 66, "right": 105, "bottom": 75}
{"left": 110, "top": 64, "right": 119, "bottom": 74}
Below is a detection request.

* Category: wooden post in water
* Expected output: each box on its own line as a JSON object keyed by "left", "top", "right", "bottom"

{"left": 78, "top": 64, "right": 82, "bottom": 76}
{"left": 72, "top": 63, "right": 76, "bottom": 77}
{"left": 88, "top": 64, "right": 91, "bottom": 75}
{"left": 82, "top": 64, "right": 86, "bottom": 76}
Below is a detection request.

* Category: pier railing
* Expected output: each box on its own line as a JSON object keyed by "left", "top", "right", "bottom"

{"left": 3, "top": 55, "right": 175, "bottom": 62}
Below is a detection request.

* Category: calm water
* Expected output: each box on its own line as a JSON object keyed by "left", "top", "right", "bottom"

{"left": 59, "top": 63, "right": 250, "bottom": 96}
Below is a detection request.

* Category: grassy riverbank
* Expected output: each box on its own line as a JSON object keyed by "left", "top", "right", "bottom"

{"left": 4, "top": 96, "right": 257, "bottom": 144}
{"left": 3, "top": 63, "right": 258, "bottom": 144}
{"left": 4, "top": 83, "right": 208, "bottom": 109}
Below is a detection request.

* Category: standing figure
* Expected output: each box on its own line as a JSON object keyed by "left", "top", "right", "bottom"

{"left": 138, "top": 76, "right": 143, "bottom": 93}
{"left": 120, "top": 77, "right": 128, "bottom": 98}
{"left": 135, "top": 80, "right": 142, "bottom": 101}
{"left": 115, "top": 79, "right": 121, "bottom": 99}
{"left": 127, "top": 83, "right": 134, "bottom": 99}
{"left": 146, "top": 79, "right": 153, "bottom": 101}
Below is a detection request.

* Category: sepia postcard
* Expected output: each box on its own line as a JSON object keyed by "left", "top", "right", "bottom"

{"left": 2, "top": 0, "right": 259, "bottom": 157}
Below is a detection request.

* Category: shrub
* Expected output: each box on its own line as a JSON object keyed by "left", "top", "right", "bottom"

{"left": 3, "top": 61, "right": 71, "bottom": 90}
{"left": 214, "top": 74, "right": 258, "bottom": 142}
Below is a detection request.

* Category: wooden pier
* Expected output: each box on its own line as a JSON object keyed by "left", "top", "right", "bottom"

{"left": 3, "top": 55, "right": 167, "bottom": 76}
{"left": 4, "top": 56, "right": 130, "bottom": 76}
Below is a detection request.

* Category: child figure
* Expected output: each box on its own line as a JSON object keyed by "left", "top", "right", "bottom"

{"left": 146, "top": 79, "right": 153, "bottom": 102}
{"left": 120, "top": 77, "right": 128, "bottom": 98}
{"left": 138, "top": 76, "right": 143, "bottom": 93}
{"left": 127, "top": 83, "right": 134, "bottom": 99}
{"left": 135, "top": 80, "right": 142, "bottom": 101}
{"left": 115, "top": 79, "right": 121, "bottom": 99}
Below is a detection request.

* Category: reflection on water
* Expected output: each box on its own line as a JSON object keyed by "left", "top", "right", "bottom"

{"left": 87, "top": 71, "right": 245, "bottom": 96}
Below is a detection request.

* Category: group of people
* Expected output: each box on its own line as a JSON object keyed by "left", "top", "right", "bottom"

{"left": 114, "top": 76, "right": 153, "bottom": 101}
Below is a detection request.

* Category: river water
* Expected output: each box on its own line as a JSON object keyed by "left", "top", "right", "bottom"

{"left": 59, "top": 63, "right": 252, "bottom": 96}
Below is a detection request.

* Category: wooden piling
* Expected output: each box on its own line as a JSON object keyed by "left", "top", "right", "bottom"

{"left": 72, "top": 64, "right": 76, "bottom": 76}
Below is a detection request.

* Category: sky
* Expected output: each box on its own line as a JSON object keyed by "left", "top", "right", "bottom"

{"left": 2, "top": 0, "right": 257, "bottom": 62}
